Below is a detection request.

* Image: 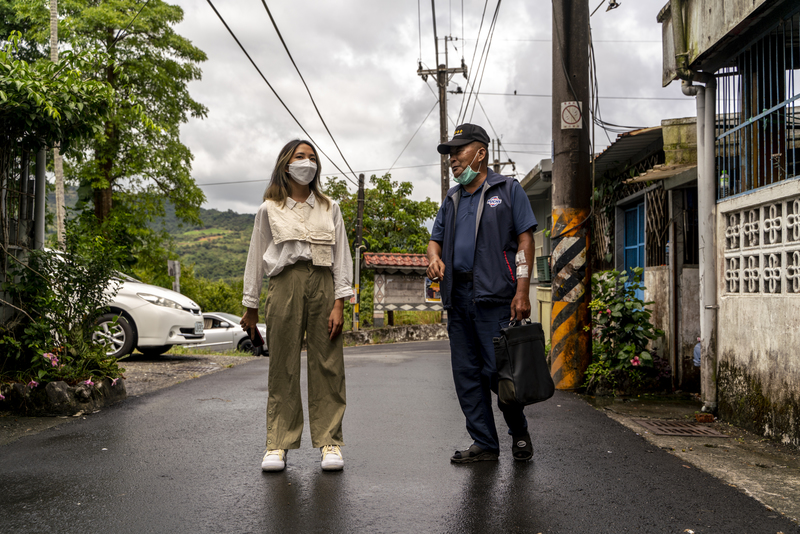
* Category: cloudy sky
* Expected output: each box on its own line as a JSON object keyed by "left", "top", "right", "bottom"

{"left": 170, "top": 0, "right": 695, "bottom": 215}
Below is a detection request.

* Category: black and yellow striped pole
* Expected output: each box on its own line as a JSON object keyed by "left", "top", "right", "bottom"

{"left": 550, "top": 0, "right": 591, "bottom": 389}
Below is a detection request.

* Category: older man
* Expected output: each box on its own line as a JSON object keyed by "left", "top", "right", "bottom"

{"left": 427, "top": 123, "right": 537, "bottom": 463}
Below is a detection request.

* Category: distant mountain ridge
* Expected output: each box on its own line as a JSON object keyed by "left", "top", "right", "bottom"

{"left": 48, "top": 185, "right": 255, "bottom": 281}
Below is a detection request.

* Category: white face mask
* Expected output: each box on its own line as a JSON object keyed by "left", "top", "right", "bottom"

{"left": 287, "top": 158, "right": 317, "bottom": 185}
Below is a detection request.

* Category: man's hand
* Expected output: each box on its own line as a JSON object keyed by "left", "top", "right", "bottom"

{"left": 240, "top": 307, "right": 259, "bottom": 331}
{"left": 328, "top": 299, "right": 345, "bottom": 340}
{"left": 426, "top": 240, "right": 445, "bottom": 281}
{"left": 510, "top": 292, "right": 531, "bottom": 321}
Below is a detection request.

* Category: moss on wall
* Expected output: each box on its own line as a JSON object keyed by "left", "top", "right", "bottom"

{"left": 718, "top": 358, "right": 800, "bottom": 447}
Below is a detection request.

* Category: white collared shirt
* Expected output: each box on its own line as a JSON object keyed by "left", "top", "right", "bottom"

{"left": 242, "top": 192, "right": 353, "bottom": 308}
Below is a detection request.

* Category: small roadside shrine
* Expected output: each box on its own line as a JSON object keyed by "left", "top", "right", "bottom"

{"left": 361, "top": 253, "right": 442, "bottom": 327}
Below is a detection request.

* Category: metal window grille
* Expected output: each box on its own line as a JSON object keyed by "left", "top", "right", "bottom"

{"left": 716, "top": 11, "right": 800, "bottom": 200}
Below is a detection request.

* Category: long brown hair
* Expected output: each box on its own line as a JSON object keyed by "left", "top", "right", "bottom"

{"left": 263, "top": 139, "right": 331, "bottom": 209}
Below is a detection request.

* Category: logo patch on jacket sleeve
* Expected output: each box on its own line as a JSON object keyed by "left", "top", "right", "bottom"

{"left": 487, "top": 196, "right": 502, "bottom": 207}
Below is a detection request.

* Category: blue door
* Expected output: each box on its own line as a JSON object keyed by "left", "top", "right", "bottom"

{"left": 624, "top": 202, "right": 645, "bottom": 301}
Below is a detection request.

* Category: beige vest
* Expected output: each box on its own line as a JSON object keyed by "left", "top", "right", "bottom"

{"left": 265, "top": 199, "right": 335, "bottom": 267}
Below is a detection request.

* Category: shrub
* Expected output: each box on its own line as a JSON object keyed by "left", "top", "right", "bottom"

{"left": 0, "top": 214, "right": 127, "bottom": 384}
{"left": 584, "top": 267, "right": 665, "bottom": 393}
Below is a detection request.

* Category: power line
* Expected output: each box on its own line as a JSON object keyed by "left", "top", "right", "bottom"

{"left": 456, "top": 0, "right": 489, "bottom": 123}
{"left": 196, "top": 163, "right": 442, "bottom": 187}
{"left": 388, "top": 101, "right": 439, "bottom": 172}
{"left": 259, "top": 0, "right": 359, "bottom": 183}
{"left": 204, "top": 0, "right": 357, "bottom": 186}
{"left": 468, "top": 0, "right": 502, "bottom": 123}
{"left": 108, "top": 0, "right": 151, "bottom": 49}
{"left": 462, "top": 38, "right": 661, "bottom": 43}
{"left": 478, "top": 92, "right": 689, "bottom": 101}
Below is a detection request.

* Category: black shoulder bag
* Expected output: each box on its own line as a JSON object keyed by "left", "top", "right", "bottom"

{"left": 493, "top": 320, "right": 555, "bottom": 405}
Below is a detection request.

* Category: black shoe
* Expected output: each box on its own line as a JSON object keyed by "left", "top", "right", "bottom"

{"left": 512, "top": 433, "right": 533, "bottom": 461}
{"left": 450, "top": 444, "right": 499, "bottom": 463}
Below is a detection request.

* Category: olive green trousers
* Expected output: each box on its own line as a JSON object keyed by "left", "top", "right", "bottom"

{"left": 265, "top": 261, "right": 346, "bottom": 450}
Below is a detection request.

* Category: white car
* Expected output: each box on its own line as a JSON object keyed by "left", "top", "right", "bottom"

{"left": 190, "top": 312, "right": 267, "bottom": 356}
{"left": 93, "top": 273, "right": 205, "bottom": 358}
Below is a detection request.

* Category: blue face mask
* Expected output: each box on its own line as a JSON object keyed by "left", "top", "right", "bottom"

{"left": 452, "top": 151, "right": 480, "bottom": 185}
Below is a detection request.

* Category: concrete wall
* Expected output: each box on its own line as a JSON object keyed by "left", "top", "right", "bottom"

{"left": 716, "top": 179, "right": 800, "bottom": 446}
{"left": 679, "top": 267, "right": 701, "bottom": 389}
{"left": 658, "top": 0, "right": 772, "bottom": 86}
{"left": 645, "top": 266, "right": 670, "bottom": 359}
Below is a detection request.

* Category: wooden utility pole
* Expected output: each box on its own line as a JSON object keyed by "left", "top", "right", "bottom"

{"left": 550, "top": 0, "right": 592, "bottom": 390}
{"left": 491, "top": 139, "right": 515, "bottom": 175}
{"left": 353, "top": 173, "right": 365, "bottom": 331}
{"left": 417, "top": 1, "right": 467, "bottom": 201}
{"left": 50, "top": 0, "right": 65, "bottom": 248}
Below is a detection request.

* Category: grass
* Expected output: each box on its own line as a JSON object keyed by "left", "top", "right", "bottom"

{"left": 129, "top": 345, "right": 256, "bottom": 357}
{"left": 391, "top": 311, "right": 442, "bottom": 325}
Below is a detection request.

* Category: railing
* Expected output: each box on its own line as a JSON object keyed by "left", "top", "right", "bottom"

{"left": 716, "top": 10, "right": 800, "bottom": 200}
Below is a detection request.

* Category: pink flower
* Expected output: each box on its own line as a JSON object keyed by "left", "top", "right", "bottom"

{"left": 606, "top": 308, "right": 611, "bottom": 314}
{"left": 43, "top": 353, "right": 59, "bottom": 367}
{"left": 84, "top": 379, "right": 95, "bottom": 387}
{"left": 111, "top": 378, "right": 119, "bottom": 387}
{"left": 630, "top": 356, "right": 641, "bottom": 367}
{"left": 28, "top": 380, "right": 39, "bottom": 388}
{"left": 0, "top": 393, "right": 5, "bottom": 401}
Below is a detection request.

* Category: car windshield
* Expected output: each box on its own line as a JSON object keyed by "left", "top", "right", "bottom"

{"left": 214, "top": 312, "right": 242, "bottom": 323}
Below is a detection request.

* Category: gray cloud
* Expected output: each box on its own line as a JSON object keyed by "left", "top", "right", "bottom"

{"left": 172, "top": 0, "right": 696, "bottom": 214}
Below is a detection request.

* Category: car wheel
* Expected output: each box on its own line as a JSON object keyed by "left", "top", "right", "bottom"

{"left": 93, "top": 313, "right": 136, "bottom": 358}
{"left": 238, "top": 337, "right": 256, "bottom": 354}
{"left": 138, "top": 345, "right": 171, "bottom": 357}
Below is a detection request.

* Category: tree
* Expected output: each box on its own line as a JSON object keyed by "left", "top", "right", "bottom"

{"left": 324, "top": 173, "right": 439, "bottom": 254}
{"left": 14, "top": 0, "right": 208, "bottom": 226}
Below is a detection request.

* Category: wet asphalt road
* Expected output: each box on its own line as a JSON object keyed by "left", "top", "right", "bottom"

{"left": 0, "top": 340, "right": 797, "bottom": 534}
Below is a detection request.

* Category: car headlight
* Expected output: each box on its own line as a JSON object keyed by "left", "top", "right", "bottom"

{"left": 137, "top": 293, "right": 183, "bottom": 310}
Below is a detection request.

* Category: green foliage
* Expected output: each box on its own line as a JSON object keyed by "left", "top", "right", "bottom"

{"left": 0, "top": 31, "right": 113, "bottom": 152}
{"left": 0, "top": 214, "right": 128, "bottom": 384}
{"left": 324, "top": 173, "right": 439, "bottom": 254}
{"left": 589, "top": 267, "right": 664, "bottom": 370}
{"left": 13, "top": 0, "right": 207, "bottom": 225}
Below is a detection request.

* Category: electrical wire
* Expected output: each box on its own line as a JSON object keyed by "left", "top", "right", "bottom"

{"left": 197, "top": 163, "right": 442, "bottom": 187}
{"left": 259, "top": 0, "right": 359, "bottom": 183}
{"left": 108, "top": 0, "right": 151, "bottom": 49}
{"left": 467, "top": 0, "right": 502, "bottom": 123}
{"left": 475, "top": 96, "right": 514, "bottom": 164}
{"left": 456, "top": 0, "right": 489, "bottom": 123}
{"left": 460, "top": 0, "right": 501, "bottom": 124}
{"left": 418, "top": 0, "right": 423, "bottom": 61}
{"left": 204, "top": 0, "right": 357, "bottom": 186}
{"left": 477, "top": 92, "right": 689, "bottom": 101}
{"left": 388, "top": 101, "right": 438, "bottom": 172}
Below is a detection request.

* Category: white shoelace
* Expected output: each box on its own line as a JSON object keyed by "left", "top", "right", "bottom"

{"left": 321, "top": 445, "right": 341, "bottom": 458}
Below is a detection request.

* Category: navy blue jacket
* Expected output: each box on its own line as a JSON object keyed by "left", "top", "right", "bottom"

{"left": 437, "top": 170, "right": 535, "bottom": 309}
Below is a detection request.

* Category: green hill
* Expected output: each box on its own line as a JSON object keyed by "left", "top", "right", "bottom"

{"left": 48, "top": 186, "right": 256, "bottom": 281}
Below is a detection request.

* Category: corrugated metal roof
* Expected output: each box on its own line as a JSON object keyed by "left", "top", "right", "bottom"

{"left": 593, "top": 126, "right": 663, "bottom": 180}
{"left": 362, "top": 253, "right": 428, "bottom": 273}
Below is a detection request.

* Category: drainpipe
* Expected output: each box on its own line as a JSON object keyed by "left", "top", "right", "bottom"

{"left": 671, "top": 0, "right": 719, "bottom": 412}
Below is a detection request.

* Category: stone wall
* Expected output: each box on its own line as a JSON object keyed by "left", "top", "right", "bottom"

{"left": 716, "top": 179, "right": 800, "bottom": 445}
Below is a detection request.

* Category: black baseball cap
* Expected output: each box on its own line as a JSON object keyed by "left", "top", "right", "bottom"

{"left": 437, "top": 123, "right": 490, "bottom": 154}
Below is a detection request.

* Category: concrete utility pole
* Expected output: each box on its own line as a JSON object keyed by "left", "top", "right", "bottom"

{"left": 550, "top": 0, "right": 592, "bottom": 390}
{"left": 353, "top": 173, "right": 366, "bottom": 331}
{"left": 50, "top": 0, "right": 65, "bottom": 248}
{"left": 490, "top": 139, "right": 515, "bottom": 175}
{"left": 417, "top": 1, "right": 468, "bottom": 202}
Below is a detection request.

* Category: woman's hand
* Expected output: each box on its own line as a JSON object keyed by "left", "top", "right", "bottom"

{"left": 240, "top": 307, "right": 259, "bottom": 332}
{"left": 328, "top": 298, "right": 345, "bottom": 340}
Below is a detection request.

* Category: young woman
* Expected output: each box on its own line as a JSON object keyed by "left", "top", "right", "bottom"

{"left": 240, "top": 139, "right": 352, "bottom": 472}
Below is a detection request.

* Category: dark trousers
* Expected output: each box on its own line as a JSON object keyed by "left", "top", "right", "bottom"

{"left": 447, "top": 279, "right": 528, "bottom": 454}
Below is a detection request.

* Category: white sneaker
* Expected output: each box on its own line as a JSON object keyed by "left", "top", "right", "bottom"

{"left": 261, "top": 449, "right": 287, "bottom": 472}
{"left": 320, "top": 445, "right": 344, "bottom": 471}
